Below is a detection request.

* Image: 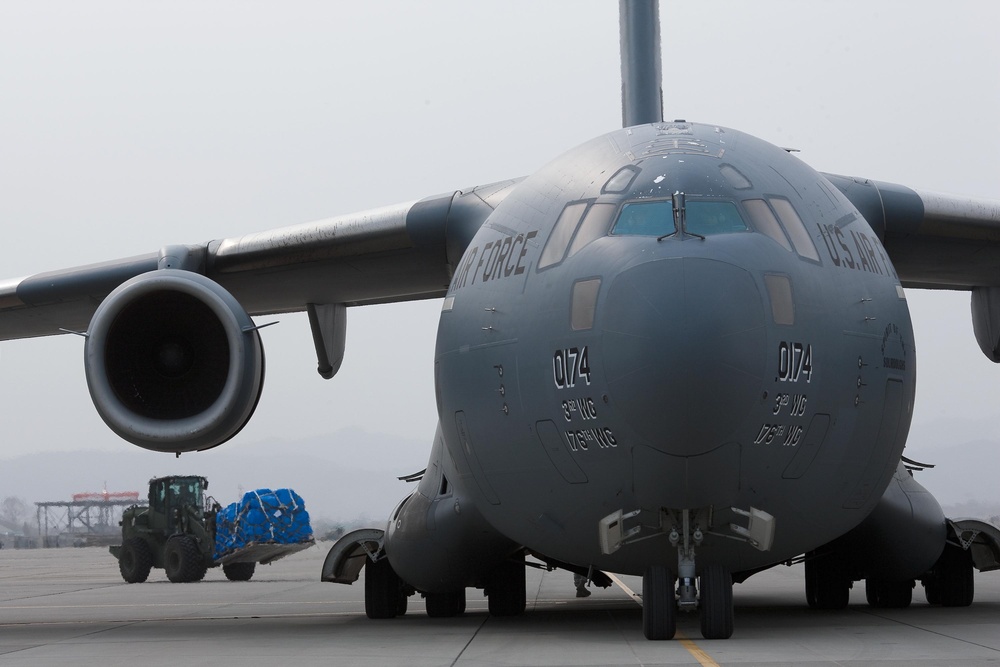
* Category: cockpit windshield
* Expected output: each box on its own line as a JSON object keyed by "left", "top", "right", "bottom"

{"left": 611, "top": 200, "right": 748, "bottom": 237}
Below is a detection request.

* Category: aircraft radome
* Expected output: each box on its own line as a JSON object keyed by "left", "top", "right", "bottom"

{"left": 2, "top": 0, "right": 1000, "bottom": 641}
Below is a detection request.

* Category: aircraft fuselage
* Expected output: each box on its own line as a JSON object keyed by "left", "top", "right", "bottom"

{"left": 430, "top": 121, "right": 914, "bottom": 578}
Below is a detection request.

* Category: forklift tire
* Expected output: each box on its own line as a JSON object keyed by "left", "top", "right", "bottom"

{"left": 191, "top": 561, "right": 208, "bottom": 582}
{"left": 223, "top": 562, "right": 256, "bottom": 581}
{"left": 164, "top": 535, "right": 205, "bottom": 583}
{"left": 119, "top": 537, "right": 153, "bottom": 583}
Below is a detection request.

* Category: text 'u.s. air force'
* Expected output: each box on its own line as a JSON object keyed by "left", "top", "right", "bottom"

{"left": 451, "top": 231, "right": 539, "bottom": 291}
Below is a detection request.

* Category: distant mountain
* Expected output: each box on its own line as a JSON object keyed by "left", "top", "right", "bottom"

{"left": 0, "top": 427, "right": 429, "bottom": 526}
{"left": 906, "top": 415, "right": 1000, "bottom": 454}
{"left": 891, "top": 415, "right": 1000, "bottom": 520}
{"left": 5, "top": 423, "right": 998, "bottom": 537}
{"left": 904, "top": 436, "right": 1000, "bottom": 519}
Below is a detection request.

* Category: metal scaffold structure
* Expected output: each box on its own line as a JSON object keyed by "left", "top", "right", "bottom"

{"left": 35, "top": 489, "right": 140, "bottom": 547}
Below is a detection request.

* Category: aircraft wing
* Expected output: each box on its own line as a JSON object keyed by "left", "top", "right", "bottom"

{"left": 0, "top": 179, "right": 520, "bottom": 342}
{"left": 824, "top": 173, "right": 1000, "bottom": 290}
{"left": 5, "top": 170, "right": 999, "bottom": 344}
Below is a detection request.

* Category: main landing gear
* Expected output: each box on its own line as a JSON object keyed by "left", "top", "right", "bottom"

{"left": 365, "top": 551, "right": 527, "bottom": 619}
{"left": 922, "top": 542, "right": 974, "bottom": 607}
{"left": 804, "top": 551, "right": 851, "bottom": 609}
{"left": 364, "top": 555, "right": 410, "bottom": 619}
{"left": 805, "top": 540, "right": 976, "bottom": 611}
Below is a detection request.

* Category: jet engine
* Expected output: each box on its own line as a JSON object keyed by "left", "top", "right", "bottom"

{"left": 83, "top": 269, "right": 265, "bottom": 453}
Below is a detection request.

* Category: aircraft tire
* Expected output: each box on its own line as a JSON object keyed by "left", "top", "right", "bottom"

{"left": 805, "top": 555, "right": 850, "bottom": 609}
{"left": 642, "top": 565, "right": 676, "bottom": 640}
{"left": 425, "top": 589, "right": 466, "bottom": 617}
{"left": 223, "top": 561, "right": 256, "bottom": 582}
{"left": 699, "top": 564, "right": 734, "bottom": 639}
{"left": 923, "top": 579, "right": 942, "bottom": 605}
{"left": 119, "top": 537, "right": 153, "bottom": 583}
{"left": 396, "top": 592, "right": 408, "bottom": 616}
{"left": 364, "top": 557, "right": 401, "bottom": 619}
{"left": 935, "top": 544, "right": 974, "bottom": 607}
{"left": 486, "top": 553, "right": 526, "bottom": 617}
{"left": 164, "top": 535, "right": 205, "bottom": 583}
{"left": 864, "top": 578, "right": 913, "bottom": 608}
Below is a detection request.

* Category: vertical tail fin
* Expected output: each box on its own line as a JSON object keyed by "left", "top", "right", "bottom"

{"left": 619, "top": 0, "right": 663, "bottom": 127}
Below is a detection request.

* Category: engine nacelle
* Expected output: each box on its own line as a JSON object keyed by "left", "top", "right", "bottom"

{"left": 84, "top": 270, "right": 265, "bottom": 453}
{"left": 972, "top": 286, "right": 1000, "bottom": 362}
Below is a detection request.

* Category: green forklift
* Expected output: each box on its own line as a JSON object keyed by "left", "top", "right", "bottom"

{"left": 110, "top": 475, "right": 256, "bottom": 583}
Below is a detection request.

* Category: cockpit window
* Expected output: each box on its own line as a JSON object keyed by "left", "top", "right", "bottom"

{"left": 769, "top": 198, "right": 820, "bottom": 262}
{"left": 743, "top": 197, "right": 821, "bottom": 263}
{"left": 612, "top": 201, "right": 673, "bottom": 236}
{"left": 537, "top": 201, "right": 619, "bottom": 271}
{"left": 611, "top": 200, "right": 748, "bottom": 237}
{"left": 687, "top": 201, "right": 748, "bottom": 236}
{"left": 719, "top": 163, "right": 753, "bottom": 190}
{"left": 538, "top": 202, "right": 588, "bottom": 269}
{"left": 742, "top": 199, "right": 793, "bottom": 252}
{"left": 568, "top": 203, "right": 617, "bottom": 257}
{"left": 602, "top": 165, "right": 640, "bottom": 194}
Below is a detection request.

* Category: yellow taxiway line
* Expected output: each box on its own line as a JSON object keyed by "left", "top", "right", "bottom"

{"left": 606, "top": 572, "right": 721, "bottom": 667}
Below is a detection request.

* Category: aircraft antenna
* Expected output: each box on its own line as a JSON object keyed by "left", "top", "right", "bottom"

{"left": 619, "top": 0, "right": 663, "bottom": 127}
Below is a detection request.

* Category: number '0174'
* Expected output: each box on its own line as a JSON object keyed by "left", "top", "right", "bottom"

{"left": 778, "top": 342, "right": 812, "bottom": 383}
{"left": 553, "top": 347, "right": 591, "bottom": 389}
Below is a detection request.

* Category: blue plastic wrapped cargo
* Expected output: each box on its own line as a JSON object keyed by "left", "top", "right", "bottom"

{"left": 214, "top": 488, "right": 314, "bottom": 564}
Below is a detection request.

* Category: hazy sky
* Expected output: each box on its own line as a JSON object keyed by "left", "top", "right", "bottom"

{"left": 1, "top": 0, "right": 998, "bottom": 481}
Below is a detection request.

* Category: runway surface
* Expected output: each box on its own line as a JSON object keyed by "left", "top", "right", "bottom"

{"left": 2, "top": 544, "right": 999, "bottom": 666}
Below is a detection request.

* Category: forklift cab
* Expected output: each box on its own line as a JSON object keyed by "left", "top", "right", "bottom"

{"left": 148, "top": 476, "right": 209, "bottom": 533}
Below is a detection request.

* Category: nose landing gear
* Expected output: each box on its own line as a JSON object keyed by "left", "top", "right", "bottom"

{"left": 642, "top": 565, "right": 677, "bottom": 640}
{"left": 640, "top": 561, "right": 734, "bottom": 641}
{"left": 699, "top": 563, "right": 734, "bottom": 639}
{"left": 641, "top": 509, "right": 735, "bottom": 640}
{"left": 602, "top": 505, "right": 772, "bottom": 640}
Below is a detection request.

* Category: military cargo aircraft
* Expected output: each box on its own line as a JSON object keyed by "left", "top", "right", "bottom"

{"left": 2, "top": 0, "right": 1000, "bottom": 641}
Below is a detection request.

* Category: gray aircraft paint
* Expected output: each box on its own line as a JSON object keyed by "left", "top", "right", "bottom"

{"left": 425, "top": 121, "right": 916, "bottom": 578}
{"left": 2, "top": 0, "right": 999, "bottom": 641}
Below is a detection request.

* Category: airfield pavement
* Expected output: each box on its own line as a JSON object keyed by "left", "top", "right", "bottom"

{"left": 1, "top": 543, "right": 999, "bottom": 666}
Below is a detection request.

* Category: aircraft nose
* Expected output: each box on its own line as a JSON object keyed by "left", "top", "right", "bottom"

{"left": 602, "top": 257, "right": 767, "bottom": 456}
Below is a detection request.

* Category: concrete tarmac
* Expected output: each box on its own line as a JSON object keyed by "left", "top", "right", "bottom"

{"left": 2, "top": 544, "right": 999, "bottom": 666}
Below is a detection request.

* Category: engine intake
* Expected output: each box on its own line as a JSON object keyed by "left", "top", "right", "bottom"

{"left": 84, "top": 270, "right": 265, "bottom": 453}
